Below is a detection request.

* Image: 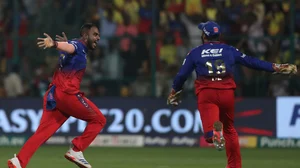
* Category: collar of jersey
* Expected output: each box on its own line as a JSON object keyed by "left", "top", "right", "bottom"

{"left": 78, "top": 40, "right": 88, "bottom": 50}
{"left": 204, "top": 41, "right": 221, "bottom": 44}
{"left": 78, "top": 40, "right": 87, "bottom": 46}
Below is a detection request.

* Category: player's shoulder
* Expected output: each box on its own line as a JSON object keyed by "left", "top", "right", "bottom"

{"left": 68, "top": 39, "right": 87, "bottom": 56}
{"left": 222, "top": 44, "right": 239, "bottom": 51}
{"left": 187, "top": 45, "right": 203, "bottom": 55}
{"left": 70, "top": 39, "right": 87, "bottom": 49}
{"left": 68, "top": 39, "right": 82, "bottom": 47}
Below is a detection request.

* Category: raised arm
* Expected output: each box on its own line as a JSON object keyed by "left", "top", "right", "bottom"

{"left": 37, "top": 33, "right": 75, "bottom": 54}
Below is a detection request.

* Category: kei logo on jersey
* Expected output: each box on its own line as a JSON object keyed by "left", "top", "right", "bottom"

{"left": 201, "top": 48, "right": 223, "bottom": 57}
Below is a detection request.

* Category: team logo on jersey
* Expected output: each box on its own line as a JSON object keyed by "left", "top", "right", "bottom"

{"left": 201, "top": 48, "right": 223, "bottom": 57}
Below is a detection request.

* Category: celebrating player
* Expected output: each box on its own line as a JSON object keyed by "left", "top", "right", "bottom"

{"left": 8, "top": 23, "right": 106, "bottom": 168}
{"left": 167, "top": 21, "right": 297, "bottom": 168}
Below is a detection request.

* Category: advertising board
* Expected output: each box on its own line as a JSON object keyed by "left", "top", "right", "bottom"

{"left": 0, "top": 98, "right": 276, "bottom": 147}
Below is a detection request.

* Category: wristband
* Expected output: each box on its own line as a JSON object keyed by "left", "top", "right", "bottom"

{"left": 52, "top": 41, "right": 58, "bottom": 48}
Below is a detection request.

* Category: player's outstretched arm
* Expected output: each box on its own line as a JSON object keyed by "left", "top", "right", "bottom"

{"left": 37, "top": 33, "right": 75, "bottom": 54}
{"left": 232, "top": 47, "right": 297, "bottom": 75}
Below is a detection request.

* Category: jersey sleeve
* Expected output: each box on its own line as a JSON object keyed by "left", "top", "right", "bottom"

{"left": 172, "top": 51, "right": 195, "bottom": 92}
{"left": 232, "top": 47, "right": 274, "bottom": 72}
{"left": 68, "top": 40, "right": 82, "bottom": 54}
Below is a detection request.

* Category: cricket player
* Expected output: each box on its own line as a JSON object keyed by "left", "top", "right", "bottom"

{"left": 167, "top": 21, "right": 297, "bottom": 168}
{"left": 8, "top": 23, "right": 106, "bottom": 168}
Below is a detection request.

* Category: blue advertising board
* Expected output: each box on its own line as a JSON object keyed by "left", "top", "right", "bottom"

{"left": 0, "top": 98, "right": 276, "bottom": 146}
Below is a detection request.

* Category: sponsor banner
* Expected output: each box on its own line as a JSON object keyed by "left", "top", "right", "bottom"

{"left": 258, "top": 136, "right": 300, "bottom": 148}
{"left": 144, "top": 136, "right": 199, "bottom": 147}
{"left": 0, "top": 99, "right": 204, "bottom": 136}
{"left": 90, "top": 135, "right": 144, "bottom": 147}
{"left": 0, "top": 135, "right": 27, "bottom": 146}
{"left": 144, "top": 136, "right": 169, "bottom": 146}
{"left": 276, "top": 97, "right": 300, "bottom": 138}
{"left": 46, "top": 135, "right": 144, "bottom": 147}
{"left": 0, "top": 98, "right": 275, "bottom": 138}
{"left": 45, "top": 136, "right": 75, "bottom": 145}
{"left": 199, "top": 136, "right": 257, "bottom": 148}
{"left": 239, "top": 136, "right": 257, "bottom": 148}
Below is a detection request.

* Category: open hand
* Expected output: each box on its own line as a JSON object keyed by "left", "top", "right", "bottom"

{"left": 273, "top": 63, "right": 297, "bottom": 75}
{"left": 37, "top": 33, "right": 55, "bottom": 49}
{"left": 55, "top": 32, "right": 68, "bottom": 42}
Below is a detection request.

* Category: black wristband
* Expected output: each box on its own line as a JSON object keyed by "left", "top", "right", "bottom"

{"left": 52, "top": 41, "right": 58, "bottom": 48}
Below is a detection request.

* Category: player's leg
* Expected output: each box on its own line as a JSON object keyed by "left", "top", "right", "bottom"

{"left": 56, "top": 92, "right": 106, "bottom": 151}
{"left": 8, "top": 108, "right": 69, "bottom": 168}
{"left": 219, "top": 89, "right": 241, "bottom": 168}
{"left": 197, "top": 89, "right": 220, "bottom": 144}
{"left": 55, "top": 91, "right": 106, "bottom": 168}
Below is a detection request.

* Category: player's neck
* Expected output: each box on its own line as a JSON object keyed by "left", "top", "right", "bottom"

{"left": 204, "top": 41, "right": 221, "bottom": 44}
{"left": 78, "top": 38, "right": 88, "bottom": 46}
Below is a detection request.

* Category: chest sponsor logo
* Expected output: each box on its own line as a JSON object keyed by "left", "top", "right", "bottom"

{"left": 201, "top": 48, "right": 223, "bottom": 57}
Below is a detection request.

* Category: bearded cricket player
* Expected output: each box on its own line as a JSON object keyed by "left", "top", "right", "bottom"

{"left": 8, "top": 23, "right": 106, "bottom": 168}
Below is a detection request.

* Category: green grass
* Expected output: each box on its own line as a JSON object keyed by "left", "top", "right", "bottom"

{"left": 0, "top": 146, "right": 299, "bottom": 168}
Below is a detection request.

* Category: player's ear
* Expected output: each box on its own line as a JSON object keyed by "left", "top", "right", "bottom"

{"left": 203, "top": 34, "right": 208, "bottom": 40}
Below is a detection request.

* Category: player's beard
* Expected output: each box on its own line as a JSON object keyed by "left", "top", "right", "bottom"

{"left": 87, "top": 38, "right": 97, "bottom": 50}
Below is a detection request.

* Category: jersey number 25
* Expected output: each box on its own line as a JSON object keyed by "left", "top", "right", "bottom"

{"left": 205, "top": 59, "right": 226, "bottom": 75}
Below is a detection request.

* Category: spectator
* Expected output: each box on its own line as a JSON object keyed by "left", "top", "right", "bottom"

{"left": 130, "top": 74, "right": 151, "bottom": 97}
{"left": 4, "top": 65, "right": 24, "bottom": 97}
{"left": 1, "top": 0, "right": 299, "bottom": 98}
{"left": 31, "top": 63, "right": 50, "bottom": 97}
{"left": 159, "top": 36, "right": 177, "bottom": 66}
{"left": 0, "top": 72, "right": 6, "bottom": 97}
{"left": 98, "top": 8, "right": 117, "bottom": 49}
{"left": 115, "top": 13, "right": 138, "bottom": 78}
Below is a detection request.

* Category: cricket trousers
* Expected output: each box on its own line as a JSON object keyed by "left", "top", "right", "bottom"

{"left": 197, "top": 88, "right": 241, "bottom": 168}
{"left": 17, "top": 87, "right": 107, "bottom": 168}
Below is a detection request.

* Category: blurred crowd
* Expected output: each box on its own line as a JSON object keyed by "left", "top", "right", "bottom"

{"left": 0, "top": 0, "right": 300, "bottom": 98}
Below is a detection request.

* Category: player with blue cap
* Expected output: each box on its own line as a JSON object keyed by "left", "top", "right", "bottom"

{"left": 167, "top": 20, "right": 297, "bottom": 168}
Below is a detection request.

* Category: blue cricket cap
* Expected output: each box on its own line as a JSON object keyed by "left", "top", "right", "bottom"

{"left": 198, "top": 21, "right": 221, "bottom": 37}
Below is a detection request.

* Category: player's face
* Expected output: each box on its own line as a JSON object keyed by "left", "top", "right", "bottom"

{"left": 87, "top": 27, "right": 100, "bottom": 50}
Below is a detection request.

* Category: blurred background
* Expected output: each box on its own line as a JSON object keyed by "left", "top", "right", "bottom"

{"left": 1, "top": 0, "right": 300, "bottom": 98}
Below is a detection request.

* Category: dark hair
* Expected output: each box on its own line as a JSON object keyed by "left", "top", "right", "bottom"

{"left": 206, "top": 34, "right": 220, "bottom": 41}
{"left": 79, "top": 23, "right": 98, "bottom": 36}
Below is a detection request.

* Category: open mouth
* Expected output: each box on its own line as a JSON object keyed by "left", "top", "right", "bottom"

{"left": 93, "top": 41, "right": 97, "bottom": 47}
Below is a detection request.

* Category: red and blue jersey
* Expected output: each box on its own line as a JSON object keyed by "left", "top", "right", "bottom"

{"left": 172, "top": 42, "right": 275, "bottom": 94}
{"left": 51, "top": 40, "right": 88, "bottom": 94}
